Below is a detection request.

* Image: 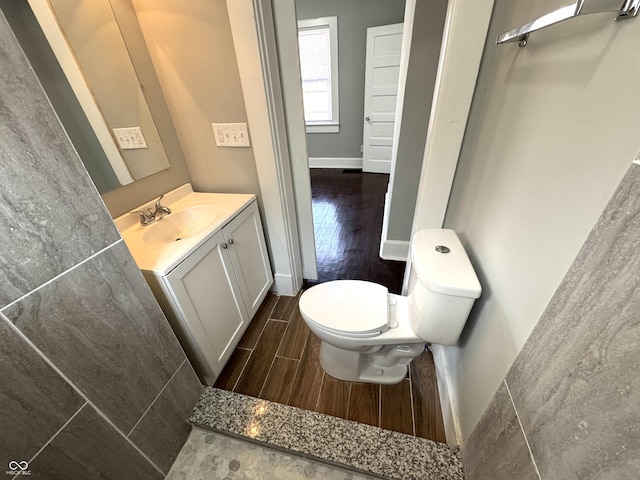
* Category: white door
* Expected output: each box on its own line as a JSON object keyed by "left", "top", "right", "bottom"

{"left": 362, "top": 23, "right": 403, "bottom": 174}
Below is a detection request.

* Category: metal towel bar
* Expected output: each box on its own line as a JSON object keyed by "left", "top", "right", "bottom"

{"left": 497, "top": 0, "right": 640, "bottom": 46}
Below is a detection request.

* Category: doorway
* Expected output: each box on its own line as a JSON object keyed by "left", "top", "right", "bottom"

{"left": 270, "top": 0, "right": 450, "bottom": 287}
{"left": 308, "top": 168, "right": 406, "bottom": 294}
{"left": 289, "top": 0, "right": 407, "bottom": 288}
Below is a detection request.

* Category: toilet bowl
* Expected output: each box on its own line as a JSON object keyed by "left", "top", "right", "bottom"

{"left": 298, "top": 229, "right": 481, "bottom": 384}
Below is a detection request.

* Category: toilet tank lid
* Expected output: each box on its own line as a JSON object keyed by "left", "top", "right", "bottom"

{"left": 411, "top": 229, "right": 481, "bottom": 298}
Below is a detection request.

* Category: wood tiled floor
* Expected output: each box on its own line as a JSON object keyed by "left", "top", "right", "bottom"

{"left": 215, "top": 293, "right": 447, "bottom": 442}
{"left": 215, "top": 169, "right": 445, "bottom": 443}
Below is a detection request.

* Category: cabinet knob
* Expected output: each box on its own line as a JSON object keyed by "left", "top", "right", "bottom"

{"left": 228, "top": 238, "right": 234, "bottom": 245}
{"left": 222, "top": 243, "right": 228, "bottom": 249}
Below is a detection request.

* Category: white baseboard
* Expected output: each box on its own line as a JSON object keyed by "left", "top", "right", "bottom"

{"left": 380, "top": 240, "right": 409, "bottom": 261}
{"left": 432, "top": 344, "right": 463, "bottom": 446}
{"left": 308, "top": 157, "right": 363, "bottom": 169}
{"left": 273, "top": 273, "right": 297, "bottom": 296}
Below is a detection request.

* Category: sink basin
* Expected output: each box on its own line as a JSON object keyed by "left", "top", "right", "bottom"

{"left": 142, "top": 205, "right": 220, "bottom": 246}
{"left": 114, "top": 185, "right": 256, "bottom": 275}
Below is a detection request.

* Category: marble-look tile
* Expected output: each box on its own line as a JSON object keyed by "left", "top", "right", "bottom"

{"left": 0, "top": 315, "right": 85, "bottom": 460}
{"left": 168, "top": 428, "right": 379, "bottom": 480}
{"left": 31, "top": 404, "right": 162, "bottom": 479}
{"left": 0, "top": 13, "right": 119, "bottom": 309}
{"left": 3, "top": 242, "right": 186, "bottom": 434}
{"left": 463, "top": 381, "right": 538, "bottom": 480}
{"left": 129, "top": 361, "right": 204, "bottom": 473}
{"left": 189, "top": 388, "right": 464, "bottom": 480}
{"left": 507, "top": 164, "right": 640, "bottom": 479}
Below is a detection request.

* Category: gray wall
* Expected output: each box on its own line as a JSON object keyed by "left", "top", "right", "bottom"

{"left": 132, "top": 0, "right": 262, "bottom": 202}
{"left": 0, "top": 10, "right": 202, "bottom": 478}
{"left": 296, "top": 0, "right": 405, "bottom": 159}
{"left": 441, "top": 0, "right": 640, "bottom": 440}
{"left": 101, "top": 0, "right": 194, "bottom": 216}
{"left": 50, "top": 0, "right": 170, "bottom": 182}
{"left": 463, "top": 162, "right": 640, "bottom": 479}
{"left": 3, "top": 0, "right": 194, "bottom": 218}
{"left": 15, "top": 0, "right": 262, "bottom": 220}
{"left": 386, "top": 0, "right": 446, "bottom": 242}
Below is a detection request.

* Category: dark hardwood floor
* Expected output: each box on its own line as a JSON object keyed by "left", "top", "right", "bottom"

{"left": 214, "top": 169, "right": 446, "bottom": 443}
{"left": 308, "top": 169, "right": 406, "bottom": 294}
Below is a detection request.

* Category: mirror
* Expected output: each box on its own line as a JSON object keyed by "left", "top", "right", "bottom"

{"left": 27, "top": 0, "right": 171, "bottom": 194}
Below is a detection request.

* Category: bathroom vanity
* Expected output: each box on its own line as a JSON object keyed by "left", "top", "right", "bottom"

{"left": 115, "top": 184, "right": 273, "bottom": 385}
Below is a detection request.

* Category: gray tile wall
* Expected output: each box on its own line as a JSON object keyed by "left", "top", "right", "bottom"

{"left": 463, "top": 162, "right": 640, "bottom": 480}
{"left": 0, "top": 10, "right": 202, "bottom": 478}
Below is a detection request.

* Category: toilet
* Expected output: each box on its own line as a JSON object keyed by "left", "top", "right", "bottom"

{"left": 298, "top": 229, "right": 481, "bottom": 384}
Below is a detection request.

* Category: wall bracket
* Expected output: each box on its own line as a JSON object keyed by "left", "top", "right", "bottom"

{"left": 497, "top": 0, "right": 640, "bottom": 46}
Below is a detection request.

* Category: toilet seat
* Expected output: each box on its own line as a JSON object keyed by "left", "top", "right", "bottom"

{"left": 299, "top": 280, "right": 389, "bottom": 338}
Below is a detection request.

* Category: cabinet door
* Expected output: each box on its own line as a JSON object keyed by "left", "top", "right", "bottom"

{"left": 165, "top": 231, "right": 249, "bottom": 378}
{"left": 222, "top": 201, "right": 274, "bottom": 318}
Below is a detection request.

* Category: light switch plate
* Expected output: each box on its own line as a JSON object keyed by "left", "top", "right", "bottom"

{"left": 212, "top": 123, "right": 226, "bottom": 146}
{"left": 212, "top": 123, "right": 250, "bottom": 147}
{"left": 112, "top": 126, "right": 148, "bottom": 149}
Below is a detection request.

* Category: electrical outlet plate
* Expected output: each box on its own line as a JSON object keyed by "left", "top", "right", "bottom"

{"left": 212, "top": 123, "right": 250, "bottom": 147}
{"left": 112, "top": 126, "right": 148, "bottom": 149}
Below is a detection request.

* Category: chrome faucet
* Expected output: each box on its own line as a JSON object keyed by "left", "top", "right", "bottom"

{"left": 153, "top": 194, "right": 172, "bottom": 219}
{"left": 131, "top": 194, "right": 172, "bottom": 226}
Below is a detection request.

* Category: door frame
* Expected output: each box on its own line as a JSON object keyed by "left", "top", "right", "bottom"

{"left": 405, "top": 0, "right": 495, "bottom": 291}
{"left": 227, "top": 0, "right": 495, "bottom": 300}
{"left": 227, "top": 0, "right": 304, "bottom": 296}
{"left": 271, "top": 0, "right": 317, "bottom": 280}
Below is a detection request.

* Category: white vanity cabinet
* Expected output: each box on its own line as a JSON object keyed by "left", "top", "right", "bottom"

{"left": 221, "top": 201, "right": 273, "bottom": 318}
{"left": 142, "top": 200, "right": 273, "bottom": 385}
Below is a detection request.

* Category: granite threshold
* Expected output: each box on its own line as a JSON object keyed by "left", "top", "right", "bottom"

{"left": 188, "top": 387, "right": 464, "bottom": 480}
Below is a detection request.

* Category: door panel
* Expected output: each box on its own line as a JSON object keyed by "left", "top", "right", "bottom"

{"left": 370, "top": 121, "right": 396, "bottom": 138}
{"left": 362, "top": 23, "right": 403, "bottom": 174}
{"left": 223, "top": 202, "right": 274, "bottom": 318}
{"left": 372, "top": 65, "right": 401, "bottom": 87}
{"left": 165, "top": 232, "right": 248, "bottom": 377}
{"left": 372, "top": 30, "right": 403, "bottom": 56}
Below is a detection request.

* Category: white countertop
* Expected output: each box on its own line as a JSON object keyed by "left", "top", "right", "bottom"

{"left": 114, "top": 184, "right": 255, "bottom": 276}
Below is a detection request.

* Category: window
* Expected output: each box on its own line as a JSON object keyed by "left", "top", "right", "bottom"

{"left": 297, "top": 16, "right": 339, "bottom": 133}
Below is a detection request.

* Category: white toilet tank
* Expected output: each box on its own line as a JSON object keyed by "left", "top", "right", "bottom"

{"left": 408, "top": 229, "right": 481, "bottom": 345}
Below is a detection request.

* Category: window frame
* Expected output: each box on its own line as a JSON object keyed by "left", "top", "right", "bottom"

{"left": 297, "top": 16, "right": 339, "bottom": 133}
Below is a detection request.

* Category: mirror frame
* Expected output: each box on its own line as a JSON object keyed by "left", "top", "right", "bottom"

{"left": 29, "top": 0, "right": 135, "bottom": 187}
